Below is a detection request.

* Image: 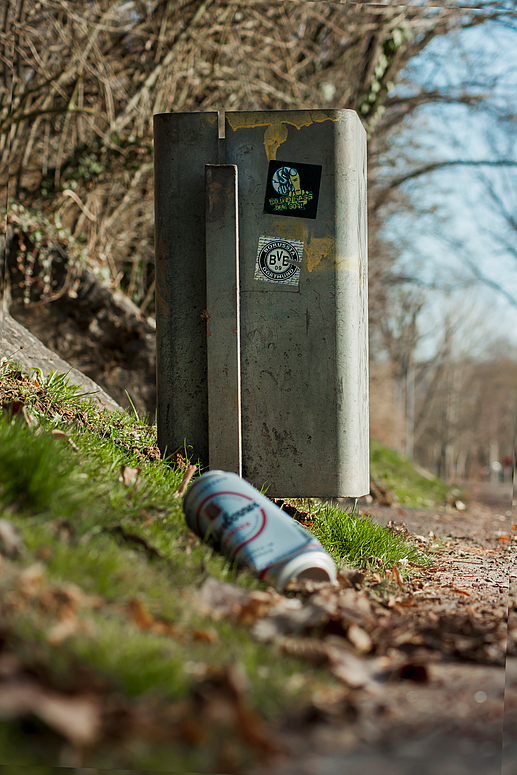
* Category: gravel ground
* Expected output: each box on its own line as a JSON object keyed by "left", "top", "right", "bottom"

{"left": 252, "top": 481, "right": 517, "bottom": 775}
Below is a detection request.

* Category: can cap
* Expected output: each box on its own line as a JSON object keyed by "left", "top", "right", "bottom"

{"left": 271, "top": 550, "right": 337, "bottom": 590}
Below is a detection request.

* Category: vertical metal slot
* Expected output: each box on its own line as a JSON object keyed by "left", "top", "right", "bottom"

{"left": 205, "top": 163, "right": 242, "bottom": 475}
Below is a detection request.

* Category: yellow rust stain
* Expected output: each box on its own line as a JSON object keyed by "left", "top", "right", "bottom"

{"left": 274, "top": 221, "right": 359, "bottom": 276}
{"left": 305, "top": 235, "right": 335, "bottom": 273}
{"left": 226, "top": 110, "right": 338, "bottom": 161}
{"left": 274, "top": 222, "right": 334, "bottom": 273}
{"left": 275, "top": 221, "right": 307, "bottom": 242}
{"left": 263, "top": 122, "right": 288, "bottom": 162}
{"left": 304, "top": 244, "right": 360, "bottom": 276}
{"left": 337, "top": 255, "right": 361, "bottom": 276}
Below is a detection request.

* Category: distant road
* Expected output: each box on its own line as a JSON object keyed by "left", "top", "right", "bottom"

{"left": 465, "top": 480, "right": 513, "bottom": 515}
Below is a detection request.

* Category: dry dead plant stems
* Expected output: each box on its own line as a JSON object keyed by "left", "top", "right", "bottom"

{"left": 1, "top": 0, "right": 510, "bottom": 311}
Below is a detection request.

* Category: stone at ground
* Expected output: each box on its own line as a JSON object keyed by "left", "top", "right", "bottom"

{"left": 7, "top": 267, "right": 156, "bottom": 417}
{"left": 2, "top": 220, "right": 156, "bottom": 417}
{"left": 1, "top": 311, "right": 122, "bottom": 413}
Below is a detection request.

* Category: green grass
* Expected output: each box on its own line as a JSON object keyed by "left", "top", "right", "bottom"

{"left": 0, "top": 362, "right": 338, "bottom": 768}
{"left": 310, "top": 501, "right": 431, "bottom": 572}
{"left": 370, "top": 436, "right": 449, "bottom": 507}
{"left": 0, "top": 362, "right": 434, "bottom": 586}
{"left": 0, "top": 361, "right": 436, "bottom": 769}
{"left": 0, "top": 414, "right": 81, "bottom": 514}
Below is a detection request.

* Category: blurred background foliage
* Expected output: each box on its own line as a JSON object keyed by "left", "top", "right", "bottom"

{"left": 2, "top": 0, "right": 517, "bottom": 477}
{"left": 1, "top": 0, "right": 507, "bottom": 315}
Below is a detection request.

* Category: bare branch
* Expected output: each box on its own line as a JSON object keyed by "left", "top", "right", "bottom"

{"left": 374, "top": 160, "right": 517, "bottom": 212}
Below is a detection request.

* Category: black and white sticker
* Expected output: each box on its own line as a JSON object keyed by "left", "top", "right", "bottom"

{"left": 254, "top": 236, "right": 303, "bottom": 286}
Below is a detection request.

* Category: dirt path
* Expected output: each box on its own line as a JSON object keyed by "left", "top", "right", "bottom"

{"left": 252, "top": 482, "right": 516, "bottom": 775}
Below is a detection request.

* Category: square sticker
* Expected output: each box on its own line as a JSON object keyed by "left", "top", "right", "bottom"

{"left": 263, "top": 160, "right": 322, "bottom": 219}
{"left": 254, "top": 236, "right": 303, "bottom": 286}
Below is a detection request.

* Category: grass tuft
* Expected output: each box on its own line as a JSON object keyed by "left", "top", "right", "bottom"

{"left": 0, "top": 413, "right": 82, "bottom": 515}
{"left": 370, "top": 437, "right": 449, "bottom": 507}
{"left": 310, "top": 501, "right": 430, "bottom": 572}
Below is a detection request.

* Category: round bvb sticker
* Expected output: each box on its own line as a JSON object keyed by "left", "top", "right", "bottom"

{"left": 271, "top": 166, "right": 298, "bottom": 196}
{"left": 259, "top": 240, "right": 299, "bottom": 282}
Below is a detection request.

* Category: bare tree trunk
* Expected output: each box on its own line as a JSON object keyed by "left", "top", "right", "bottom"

{"left": 405, "top": 357, "right": 415, "bottom": 459}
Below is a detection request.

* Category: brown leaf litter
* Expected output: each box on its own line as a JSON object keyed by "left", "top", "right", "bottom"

{"left": 0, "top": 640, "right": 281, "bottom": 770}
{"left": 0, "top": 554, "right": 283, "bottom": 770}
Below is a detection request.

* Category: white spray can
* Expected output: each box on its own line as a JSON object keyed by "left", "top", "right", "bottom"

{"left": 183, "top": 471, "right": 336, "bottom": 590}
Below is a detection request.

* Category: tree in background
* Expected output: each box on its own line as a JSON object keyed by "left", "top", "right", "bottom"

{"left": 2, "top": 0, "right": 517, "bottom": 457}
{"left": 399, "top": 290, "right": 517, "bottom": 481}
{"left": 2, "top": 0, "right": 513, "bottom": 316}
{"left": 413, "top": 350, "right": 517, "bottom": 481}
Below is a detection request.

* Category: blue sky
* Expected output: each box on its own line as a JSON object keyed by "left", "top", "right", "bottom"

{"left": 381, "top": 17, "right": 517, "bottom": 356}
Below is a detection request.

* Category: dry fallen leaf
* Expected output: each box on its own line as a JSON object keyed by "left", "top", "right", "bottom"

{"left": 0, "top": 519, "right": 23, "bottom": 558}
{"left": 47, "top": 616, "right": 82, "bottom": 646}
{"left": 126, "top": 597, "right": 186, "bottom": 641}
{"left": 196, "top": 578, "right": 281, "bottom": 623}
{"left": 452, "top": 586, "right": 471, "bottom": 596}
{"left": 394, "top": 596, "right": 415, "bottom": 608}
{"left": 347, "top": 623, "right": 373, "bottom": 654}
{"left": 38, "top": 691, "right": 102, "bottom": 746}
{"left": 337, "top": 568, "right": 365, "bottom": 589}
{"left": 127, "top": 597, "right": 157, "bottom": 629}
{"left": 0, "top": 651, "right": 101, "bottom": 746}
{"left": 18, "top": 562, "right": 46, "bottom": 593}
{"left": 192, "top": 628, "right": 219, "bottom": 644}
{"left": 238, "top": 593, "right": 280, "bottom": 625}
{"left": 141, "top": 509, "right": 152, "bottom": 527}
{"left": 391, "top": 565, "right": 405, "bottom": 587}
{"left": 275, "top": 634, "right": 384, "bottom": 690}
{"left": 249, "top": 584, "right": 376, "bottom": 642}
{"left": 253, "top": 604, "right": 323, "bottom": 641}
{"left": 387, "top": 595, "right": 406, "bottom": 609}
{"left": 39, "top": 584, "right": 81, "bottom": 620}
{"left": 119, "top": 465, "right": 141, "bottom": 487}
{"left": 192, "top": 664, "right": 285, "bottom": 757}
{"left": 327, "top": 645, "right": 383, "bottom": 690}
{"left": 0, "top": 681, "right": 101, "bottom": 746}
{"left": 3, "top": 399, "right": 35, "bottom": 427}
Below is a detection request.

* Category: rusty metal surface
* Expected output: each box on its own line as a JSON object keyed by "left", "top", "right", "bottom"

{"left": 224, "top": 109, "right": 369, "bottom": 497}
{"left": 154, "top": 109, "right": 368, "bottom": 496}
{"left": 153, "top": 112, "right": 219, "bottom": 461}
{"left": 205, "top": 164, "right": 242, "bottom": 474}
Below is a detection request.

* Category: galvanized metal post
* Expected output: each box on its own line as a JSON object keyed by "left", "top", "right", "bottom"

{"left": 154, "top": 109, "right": 369, "bottom": 497}
{"left": 205, "top": 164, "right": 242, "bottom": 474}
{"left": 224, "top": 109, "right": 369, "bottom": 497}
{"left": 153, "top": 112, "right": 219, "bottom": 462}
